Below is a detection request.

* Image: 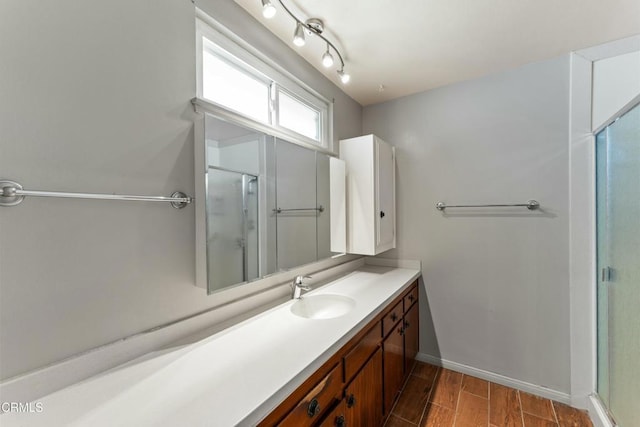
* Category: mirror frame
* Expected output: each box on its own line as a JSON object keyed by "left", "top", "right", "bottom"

{"left": 193, "top": 98, "right": 345, "bottom": 295}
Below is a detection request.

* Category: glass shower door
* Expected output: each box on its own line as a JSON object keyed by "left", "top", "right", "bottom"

{"left": 596, "top": 102, "right": 640, "bottom": 426}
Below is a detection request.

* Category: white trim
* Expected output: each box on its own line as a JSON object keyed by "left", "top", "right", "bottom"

{"left": 568, "top": 52, "right": 597, "bottom": 410}
{"left": 417, "top": 353, "right": 572, "bottom": 404}
{"left": 587, "top": 394, "right": 617, "bottom": 427}
{"left": 192, "top": 97, "right": 336, "bottom": 156}
{"left": 576, "top": 35, "right": 640, "bottom": 62}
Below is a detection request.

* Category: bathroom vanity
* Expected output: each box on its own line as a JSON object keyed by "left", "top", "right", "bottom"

{"left": 259, "top": 276, "right": 419, "bottom": 427}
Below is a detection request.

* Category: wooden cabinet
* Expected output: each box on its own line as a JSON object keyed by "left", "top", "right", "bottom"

{"left": 340, "top": 134, "right": 396, "bottom": 255}
{"left": 344, "top": 349, "right": 383, "bottom": 427}
{"left": 259, "top": 280, "right": 419, "bottom": 427}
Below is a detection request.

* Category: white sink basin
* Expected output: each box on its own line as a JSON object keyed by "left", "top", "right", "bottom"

{"left": 290, "top": 294, "right": 356, "bottom": 320}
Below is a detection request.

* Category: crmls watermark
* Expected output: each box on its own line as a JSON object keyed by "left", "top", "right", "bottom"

{"left": 1, "top": 401, "right": 44, "bottom": 413}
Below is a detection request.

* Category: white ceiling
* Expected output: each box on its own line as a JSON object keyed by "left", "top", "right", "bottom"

{"left": 233, "top": 0, "right": 640, "bottom": 106}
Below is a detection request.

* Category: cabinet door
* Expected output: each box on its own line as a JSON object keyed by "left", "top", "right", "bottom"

{"left": 383, "top": 321, "right": 404, "bottom": 414}
{"left": 375, "top": 137, "right": 395, "bottom": 251}
{"left": 404, "top": 302, "right": 419, "bottom": 373}
{"left": 345, "top": 349, "right": 383, "bottom": 427}
{"left": 317, "top": 400, "right": 347, "bottom": 427}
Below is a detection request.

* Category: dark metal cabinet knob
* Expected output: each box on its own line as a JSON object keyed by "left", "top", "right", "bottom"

{"left": 346, "top": 394, "right": 356, "bottom": 408}
{"left": 391, "top": 313, "right": 398, "bottom": 322}
{"left": 307, "top": 398, "right": 321, "bottom": 417}
{"left": 398, "top": 327, "right": 404, "bottom": 336}
{"left": 408, "top": 294, "right": 415, "bottom": 302}
{"left": 335, "top": 415, "right": 346, "bottom": 427}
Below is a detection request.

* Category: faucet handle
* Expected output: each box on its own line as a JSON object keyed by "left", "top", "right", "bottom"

{"left": 293, "top": 275, "right": 312, "bottom": 285}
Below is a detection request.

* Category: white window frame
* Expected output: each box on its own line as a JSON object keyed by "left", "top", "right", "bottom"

{"left": 195, "top": 11, "right": 333, "bottom": 152}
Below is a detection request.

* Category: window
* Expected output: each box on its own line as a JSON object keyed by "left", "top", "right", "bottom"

{"left": 277, "top": 89, "right": 320, "bottom": 141}
{"left": 202, "top": 40, "right": 270, "bottom": 123}
{"left": 196, "top": 14, "right": 332, "bottom": 150}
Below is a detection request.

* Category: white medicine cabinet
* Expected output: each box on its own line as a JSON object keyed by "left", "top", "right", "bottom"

{"left": 340, "top": 134, "right": 396, "bottom": 255}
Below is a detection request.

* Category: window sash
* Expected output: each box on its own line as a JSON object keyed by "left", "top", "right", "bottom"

{"left": 202, "top": 42, "right": 272, "bottom": 123}
{"left": 275, "top": 87, "right": 322, "bottom": 142}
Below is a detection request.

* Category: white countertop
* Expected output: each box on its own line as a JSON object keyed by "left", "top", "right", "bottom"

{"left": 2, "top": 265, "right": 420, "bottom": 427}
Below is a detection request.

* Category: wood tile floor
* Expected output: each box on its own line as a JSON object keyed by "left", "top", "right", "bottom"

{"left": 385, "top": 362, "right": 593, "bottom": 427}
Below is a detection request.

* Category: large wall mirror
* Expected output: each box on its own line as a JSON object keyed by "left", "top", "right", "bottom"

{"left": 195, "top": 113, "right": 345, "bottom": 294}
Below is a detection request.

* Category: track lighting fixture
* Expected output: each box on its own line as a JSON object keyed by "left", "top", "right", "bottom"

{"left": 259, "top": 0, "right": 351, "bottom": 84}
{"left": 261, "top": 0, "right": 276, "bottom": 19}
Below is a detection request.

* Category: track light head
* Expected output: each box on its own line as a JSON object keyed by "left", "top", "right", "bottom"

{"left": 322, "top": 46, "right": 334, "bottom": 68}
{"left": 337, "top": 68, "right": 350, "bottom": 84}
{"left": 293, "top": 22, "right": 306, "bottom": 47}
{"left": 261, "top": 0, "right": 276, "bottom": 18}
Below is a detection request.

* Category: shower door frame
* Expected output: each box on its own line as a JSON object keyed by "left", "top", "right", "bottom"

{"left": 568, "top": 38, "right": 640, "bottom": 427}
{"left": 594, "top": 100, "right": 640, "bottom": 426}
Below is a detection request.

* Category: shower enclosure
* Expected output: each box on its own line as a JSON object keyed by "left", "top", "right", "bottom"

{"left": 595, "top": 101, "right": 639, "bottom": 426}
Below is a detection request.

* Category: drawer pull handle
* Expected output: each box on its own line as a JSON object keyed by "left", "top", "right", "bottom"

{"left": 335, "top": 414, "right": 346, "bottom": 427}
{"left": 408, "top": 294, "right": 415, "bottom": 302}
{"left": 404, "top": 320, "right": 410, "bottom": 328}
{"left": 398, "top": 327, "right": 404, "bottom": 336}
{"left": 346, "top": 394, "right": 356, "bottom": 408}
{"left": 307, "top": 398, "right": 321, "bottom": 417}
{"left": 390, "top": 313, "right": 398, "bottom": 322}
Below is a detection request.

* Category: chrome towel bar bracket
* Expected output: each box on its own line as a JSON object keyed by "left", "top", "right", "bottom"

{"left": 436, "top": 200, "right": 540, "bottom": 211}
{"left": 0, "top": 180, "right": 192, "bottom": 209}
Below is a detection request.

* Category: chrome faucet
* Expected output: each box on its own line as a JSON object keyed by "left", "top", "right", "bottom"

{"left": 291, "top": 275, "right": 312, "bottom": 299}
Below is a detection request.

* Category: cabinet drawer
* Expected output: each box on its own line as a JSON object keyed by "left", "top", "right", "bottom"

{"left": 343, "top": 323, "right": 381, "bottom": 382}
{"left": 279, "top": 363, "right": 343, "bottom": 427}
{"left": 403, "top": 284, "right": 418, "bottom": 311}
{"left": 382, "top": 300, "right": 403, "bottom": 337}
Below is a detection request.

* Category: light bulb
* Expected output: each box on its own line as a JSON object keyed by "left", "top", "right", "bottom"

{"left": 338, "top": 69, "right": 350, "bottom": 84}
{"left": 261, "top": 0, "right": 276, "bottom": 18}
{"left": 293, "top": 22, "right": 305, "bottom": 46}
{"left": 321, "top": 47, "right": 334, "bottom": 68}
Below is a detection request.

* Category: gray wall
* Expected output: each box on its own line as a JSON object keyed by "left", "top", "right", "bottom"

{"left": 363, "top": 56, "right": 572, "bottom": 393}
{"left": 0, "top": 0, "right": 362, "bottom": 380}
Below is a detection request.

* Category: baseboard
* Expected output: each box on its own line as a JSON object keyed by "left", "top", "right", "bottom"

{"left": 586, "top": 394, "right": 616, "bottom": 427}
{"left": 416, "top": 353, "right": 572, "bottom": 405}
